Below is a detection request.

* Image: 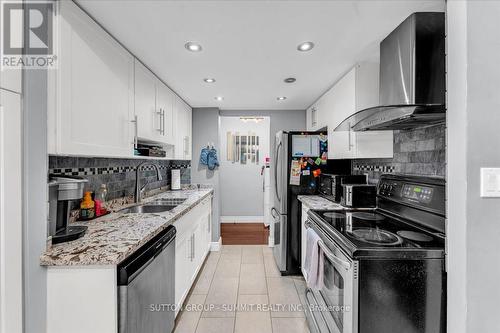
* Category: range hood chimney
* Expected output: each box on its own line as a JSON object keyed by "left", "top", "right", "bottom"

{"left": 336, "top": 12, "right": 445, "bottom": 132}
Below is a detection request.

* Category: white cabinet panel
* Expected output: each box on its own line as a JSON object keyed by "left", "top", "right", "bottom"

{"left": 156, "top": 80, "right": 175, "bottom": 145}
{"left": 0, "top": 89, "right": 23, "bottom": 333}
{"left": 134, "top": 60, "right": 160, "bottom": 142}
{"left": 174, "top": 97, "right": 192, "bottom": 160}
{"left": 174, "top": 197, "right": 212, "bottom": 315}
{"left": 50, "top": 1, "right": 134, "bottom": 157}
{"left": 317, "top": 63, "right": 393, "bottom": 159}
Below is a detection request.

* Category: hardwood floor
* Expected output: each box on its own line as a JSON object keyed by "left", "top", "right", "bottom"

{"left": 221, "top": 223, "right": 270, "bottom": 245}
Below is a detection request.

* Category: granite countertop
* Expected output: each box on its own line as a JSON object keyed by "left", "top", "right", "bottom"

{"left": 40, "top": 186, "right": 213, "bottom": 267}
{"left": 297, "top": 195, "right": 344, "bottom": 210}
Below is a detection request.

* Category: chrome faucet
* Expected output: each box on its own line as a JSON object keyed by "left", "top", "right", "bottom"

{"left": 135, "top": 161, "right": 163, "bottom": 203}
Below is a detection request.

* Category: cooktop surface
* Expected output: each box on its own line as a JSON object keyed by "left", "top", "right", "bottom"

{"left": 312, "top": 209, "right": 445, "bottom": 250}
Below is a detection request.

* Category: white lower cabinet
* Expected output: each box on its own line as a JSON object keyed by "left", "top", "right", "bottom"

{"left": 174, "top": 197, "right": 212, "bottom": 314}
{"left": 300, "top": 207, "right": 308, "bottom": 277}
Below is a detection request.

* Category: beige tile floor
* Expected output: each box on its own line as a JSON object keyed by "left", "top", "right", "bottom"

{"left": 174, "top": 245, "right": 310, "bottom": 333}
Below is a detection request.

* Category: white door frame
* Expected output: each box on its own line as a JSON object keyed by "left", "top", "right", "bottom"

{"left": 0, "top": 88, "right": 23, "bottom": 333}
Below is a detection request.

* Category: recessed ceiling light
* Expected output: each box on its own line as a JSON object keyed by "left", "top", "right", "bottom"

{"left": 277, "top": 96, "right": 287, "bottom": 101}
{"left": 284, "top": 77, "right": 296, "bottom": 83}
{"left": 214, "top": 96, "right": 224, "bottom": 101}
{"left": 204, "top": 78, "right": 216, "bottom": 83}
{"left": 185, "top": 42, "right": 202, "bottom": 52}
{"left": 297, "top": 41, "right": 314, "bottom": 52}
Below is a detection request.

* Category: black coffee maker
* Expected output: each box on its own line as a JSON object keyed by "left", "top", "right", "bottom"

{"left": 48, "top": 176, "right": 88, "bottom": 244}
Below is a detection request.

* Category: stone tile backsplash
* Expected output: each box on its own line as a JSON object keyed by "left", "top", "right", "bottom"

{"left": 353, "top": 124, "right": 446, "bottom": 184}
{"left": 49, "top": 156, "right": 191, "bottom": 201}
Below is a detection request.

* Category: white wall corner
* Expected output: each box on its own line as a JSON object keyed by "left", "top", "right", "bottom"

{"left": 210, "top": 237, "right": 222, "bottom": 251}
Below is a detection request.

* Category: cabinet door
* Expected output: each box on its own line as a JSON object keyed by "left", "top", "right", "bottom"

{"left": 173, "top": 96, "right": 185, "bottom": 159}
{"left": 327, "top": 69, "right": 357, "bottom": 159}
{"left": 54, "top": 1, "right": 134, "bottom": 157}
{"left": 174, "top": 96, "right": 192, "bottom": 159}
{"left": 300, "top": 207, "right": 308, "bottom": 276}
{"left": 156, "top": 80, "right": 175, "bottom": 145}
{"left": 184, "top": 103, "right": 192, "bottom": 160}
{"left": 134, "top": 60, "right": 160, "bottom": 142}
{"left": 174, "top": 230, "right": 191, "bottom": 312}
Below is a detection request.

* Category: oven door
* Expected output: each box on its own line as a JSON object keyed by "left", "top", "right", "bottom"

{"left": 305, "top": 219, "right": 358, "bottom": 333}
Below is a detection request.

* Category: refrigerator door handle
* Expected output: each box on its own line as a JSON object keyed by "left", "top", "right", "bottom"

{"left": 271, "top": 207, "right": 279, "bottom": 219}
{"left": 274, "top": 141, "right": 282, "bottom": 202}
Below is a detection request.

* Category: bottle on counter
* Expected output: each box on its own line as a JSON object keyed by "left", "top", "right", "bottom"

{"left": 94, "top": 184, "right": 108, "bottom": 216}
{"left": 80, "top": 191, "right": 95, "bottom": 219}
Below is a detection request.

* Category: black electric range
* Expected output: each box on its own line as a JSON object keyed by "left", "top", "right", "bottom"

{"left": 304, "top": 174, "right": 447, "bottom": 333}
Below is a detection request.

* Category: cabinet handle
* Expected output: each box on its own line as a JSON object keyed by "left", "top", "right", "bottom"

{"left": 156, "top": 108, "right": 162, "bottom": 133}
{"left": 348, "top": 121, "right": 352, "bottom": 151}
{"left": 161, "top": 109, "right": 166, "bottom": 135}
{"left": 192, "top": 234, "right": 195, "bottom": 261}
{"left": 131, "top": 115, "right": 138, "bottom": 149}
{"left": 184, "top": 136, "right": 189, "bottom": 155}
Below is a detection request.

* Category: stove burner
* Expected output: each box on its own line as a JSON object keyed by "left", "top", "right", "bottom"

{"left": 323, "top": 212, "right": 345, "bottom": 219}
{"left": 351, "top": 212, "right": 386, "bottom": 221}
{"left": 397, "top": 230, "right": 433, "bottom": 242}
{"left": 350, "top": 228, "right": 403, "bottom": 246}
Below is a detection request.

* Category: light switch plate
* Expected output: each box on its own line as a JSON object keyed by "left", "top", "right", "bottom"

{"left": 480, "top": 168, "right": 500, "bottom": 197}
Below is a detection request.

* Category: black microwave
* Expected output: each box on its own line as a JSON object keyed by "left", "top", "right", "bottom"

{"left": 319, "top": 174, "right": 368, "bottom": 202}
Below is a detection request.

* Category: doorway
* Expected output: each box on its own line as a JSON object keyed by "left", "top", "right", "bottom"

{"left": 218, "top": 116, "right": 271, "bottom": 245}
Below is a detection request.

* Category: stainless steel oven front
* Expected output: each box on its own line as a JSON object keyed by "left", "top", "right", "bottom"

{"left": 304, "top": 219, "right": 358, "bottom": 333}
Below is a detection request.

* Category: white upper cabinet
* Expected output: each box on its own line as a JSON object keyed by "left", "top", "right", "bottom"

{"left": 48, "top": 1, "right": 134, "bottom": 157}
{"left": 48, "top": 1, "right": 192, "bottom": 158}
{"left": 174, "top": 97, "right": 192, "bottom": 160}
{"left": 134, "top": 60, "right": 160, "bottom": 142}
{"left": 307, "top": 62, "right": 393, "bottom": 159}
{"left": 156, "top": 79, "right": 175, "bottom": 145}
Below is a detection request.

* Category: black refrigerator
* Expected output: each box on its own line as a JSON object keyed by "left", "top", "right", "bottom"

{"left": 271, "top": 130, "right": 348, "bottom": 275}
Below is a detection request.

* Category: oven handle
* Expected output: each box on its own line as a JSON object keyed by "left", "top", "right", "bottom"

{"left": 305, "top": 220, "right": 352, "bottom": 271}
{"left": 305, "top": 289, "right": 322, "bottom": 333}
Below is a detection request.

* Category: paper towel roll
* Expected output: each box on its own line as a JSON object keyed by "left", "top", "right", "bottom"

{"left": 171, "top": 169, "right": 181, "bottom": 190}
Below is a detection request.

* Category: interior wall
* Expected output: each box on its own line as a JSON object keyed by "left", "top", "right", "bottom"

{"left": 352, "top": 124, "right": 446, "bottom": 183}
{"left": 219, "top": 116, "right": 270, "bottom": 219}
{"left": 448, "top": 1, "right": 500, "bottom": 332}
{"left": 191, "top": 107, "right": 221, "bottom": 242}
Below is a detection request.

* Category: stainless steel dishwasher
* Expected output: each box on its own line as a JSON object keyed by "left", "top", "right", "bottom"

{"left": 118, "top": 225, "right": 176, "bottom": 333}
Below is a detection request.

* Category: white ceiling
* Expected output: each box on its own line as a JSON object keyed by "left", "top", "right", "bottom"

{"left": 76, "top": 0, "right": 444, "bottom": 110}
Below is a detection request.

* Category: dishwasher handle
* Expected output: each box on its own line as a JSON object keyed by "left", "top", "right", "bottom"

{"left": 117, "top": 225, "right": 176, "bottom": 285}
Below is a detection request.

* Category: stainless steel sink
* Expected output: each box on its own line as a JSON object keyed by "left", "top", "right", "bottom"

{"left": 119, "top": 204, "right": 177, "bottom": 214}
{"left": 149, "top": 198, "right": 187, "bottom": 206}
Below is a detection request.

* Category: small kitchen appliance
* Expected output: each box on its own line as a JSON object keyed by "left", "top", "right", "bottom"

{"left": 48, "top": 176, "right": 88, "bottom": 244}
{"left": 340, "top": 184, "right": 377, "bottom": 208}
{"left": 318, "top": 174, "right": 368, "bottom": 202}
{"left": 304, "top": 174, "right": 446, "bottom": 333}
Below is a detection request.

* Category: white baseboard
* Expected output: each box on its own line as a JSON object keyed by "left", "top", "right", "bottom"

{"left": 210, "top": 237, "right": 222, "bottom": 251}
{"left": 220, "top": 216, "right": 264, "bottom": 223}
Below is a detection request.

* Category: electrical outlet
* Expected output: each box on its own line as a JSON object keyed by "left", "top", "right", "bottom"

{"left": 480, "top": 168, "right": 500, "bottom": 197}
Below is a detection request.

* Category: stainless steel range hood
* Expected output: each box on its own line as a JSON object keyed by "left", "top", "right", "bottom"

{"left": 335, "top": 12, "right": 445, "bottom": 132}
